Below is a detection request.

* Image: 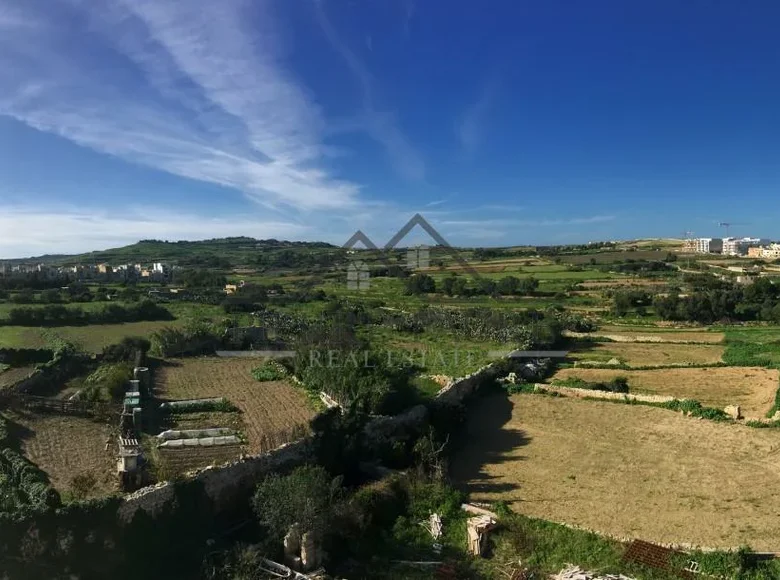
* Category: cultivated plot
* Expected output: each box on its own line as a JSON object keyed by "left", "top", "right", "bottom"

{"left": 551, "top": 367, "right": 779, "bottom": 417}
{"left": 570, "top": 328, "right": 725, "bottom": 344}
{"left": 568, "top": 342, "right": 725, "bottom": 367}
{"left": 155, "top": 357, "right": 316, "bottom": 454}
{"left": 10, "top": 411, "right": 116, "bottom": 498}
{"left": 453, "top": 394, "right": 780, "bottom": 551}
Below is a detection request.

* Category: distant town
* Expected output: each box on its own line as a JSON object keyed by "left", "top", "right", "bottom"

{"left": 684, "top": 236, "right": 780, "bottom": 257}
{"left": 0, "top": 261, "right": 173, "bottom": 282}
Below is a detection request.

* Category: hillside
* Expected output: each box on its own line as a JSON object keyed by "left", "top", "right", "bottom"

{"left": 7, "top": 237, "right": 340, "bottom": 267}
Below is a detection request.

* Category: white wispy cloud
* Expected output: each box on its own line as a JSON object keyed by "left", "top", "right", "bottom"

{"left": 441, "top": 215, "right": 616, "bottom": 227}
{"left": 0, "top": 0, "right": 360, "bottom": 211}
{"left": 457, "top": 80, "right": 499, "bottom": 155}
{"left": 313, "top": 0, "right": 425, "bottom": 181}
{"left": 0, "top": 205, "right": 312, "bottom": 258}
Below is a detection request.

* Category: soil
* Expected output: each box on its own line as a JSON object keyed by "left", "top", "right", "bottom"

{"left": 452, "top": 393, "right": 780, "bottom": 551}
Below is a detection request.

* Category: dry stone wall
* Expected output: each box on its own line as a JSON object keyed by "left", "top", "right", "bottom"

{"left": 119, "top": 439, "right": 311, "bottom": 522}
{"left": 533, "top": 383, "right": 677, "bottom": 404}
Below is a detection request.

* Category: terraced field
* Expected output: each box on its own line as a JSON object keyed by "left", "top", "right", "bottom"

{"left": 568, "top": 342, "right": 725, "bottom": 367}
{"left": 551, "top": 366, "right": 779, "bottom": 418}
{"left": 453, "top": 393, "right": 780, "bottom": 551}
{"left": 156, "top": 357, "right": 315, "bottom": 454}
{"left": 9, "top": 411, "right": 117, "bottom": 498}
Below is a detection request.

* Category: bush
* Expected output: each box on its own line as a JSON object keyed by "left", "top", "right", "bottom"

{"left": 660, "top": 399, "right": 729, "bottom": 421}
{"left": 251, "top": 360, "right": 287, "bottom": 382}
{"left": 252, "top": 465, "right": 342, "bottom": 547}
{"left": 82, "top": 362, "right": 134, "bottom": 401}
{"left": 69, "top": 472, "right": 97, "bottom": 501}
{"left": 102, "top": 336, "right": 151, "bottom": 362}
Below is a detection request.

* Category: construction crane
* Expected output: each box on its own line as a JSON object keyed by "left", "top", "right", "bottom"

{"left": 718, "top": 222, "right": 746, "bottom": 237}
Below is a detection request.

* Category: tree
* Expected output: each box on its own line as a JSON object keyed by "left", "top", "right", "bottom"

{"left": 476, "top": 278, "right": 497, "bottom": 296}
{"left": 496, "top": 276, "right": 520, "bottom": 295}
{"left": 517, "top": 276, "right": 539, "bottom": 295}
{"left": 252, "top": 465, "right": 342, "bottom": 544}
{"left": 404, "top": 274, "right": 436, "bottom": 295}
{"left": 441, "top": 275, "right": 457, "bottom": 296}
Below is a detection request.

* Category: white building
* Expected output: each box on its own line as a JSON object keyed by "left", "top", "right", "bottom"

{"left": 693, "top": 238, "right": 723, "bottom": 254}
{"left": 722, "top": 237, "right": 769, "bottom": 256}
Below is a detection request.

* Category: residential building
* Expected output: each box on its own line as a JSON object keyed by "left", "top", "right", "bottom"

{"left": 152, "top": 262, "right": 170, "bottom": 278}
{"left": 722, "top": 237, "right": 769, "bottom": 256}
{"left": 763, "top": 244, "right": 780, "bottom": 259}
{"left": 693, "top": 238, "right": 723, "bottom": 254}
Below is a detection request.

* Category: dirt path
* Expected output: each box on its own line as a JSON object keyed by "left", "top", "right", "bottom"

{"left": 452, "top": 394, "right": 780, "bottom": 551}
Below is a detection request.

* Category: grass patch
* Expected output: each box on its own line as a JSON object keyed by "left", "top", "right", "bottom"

{"left": 251, "top": 360, "right": 288, "bottom": 382}
{"left": 410, "top": 375, "right": 443, "bottom": 398}
{"left": 658, "top": 399, "right": 729, "bottom": 421}
{"left": 161, "top": 399, "right": 238, "bottom": 413}
{"left": 723, "top": 340, "right": 780, "bottom": 368}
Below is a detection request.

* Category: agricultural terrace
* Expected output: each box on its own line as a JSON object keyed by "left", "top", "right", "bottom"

{"left": 453, "top": 393, "right": 780, "bottom": 551}
{"left": 0, "top": 321, "right": 187, "bottom": 352}
{"left": 568, "top": 341, "right": 725, "bottom": 367}
{"left": 155, "top": 357, "right": 315, "bottom": 455}
{"left": 7, "top": 411, "right": 116, "bottom": 498}
{"left": 550, "top": 367, "right": 779, "bottom": 418}
{"left": 569, "top": 327, "right": 725, "bottom": 344}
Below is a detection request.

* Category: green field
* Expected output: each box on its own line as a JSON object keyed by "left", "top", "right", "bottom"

{"left": 0, "top": 321, "right": 186, "bottom": 352}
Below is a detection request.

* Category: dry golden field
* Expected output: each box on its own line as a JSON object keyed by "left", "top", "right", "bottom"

{"left": 570, "top": 328, "right": 725, "bottom": 344}
{"left": 452, "top": 394, "right": 780, "bottom": 551}
{"left": 551, "top": 367, "right": 779, "bottom": 418}
{"left": 156, "top": 357, "right": 315, "bottom": 454}
{"left": 569, "top": 342, "right": 725, "bottom": 366}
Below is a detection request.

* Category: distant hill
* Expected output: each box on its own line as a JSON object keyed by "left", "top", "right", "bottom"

{"left": 8, "top": 237, "right": 340, "bottom": 267}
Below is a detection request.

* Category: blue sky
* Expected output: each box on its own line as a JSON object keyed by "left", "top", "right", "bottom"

{"left": 1, "top": 0, "right": 780, "bottom": 257}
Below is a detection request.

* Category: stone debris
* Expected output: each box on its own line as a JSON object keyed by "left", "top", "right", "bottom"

{"left": 300, "top": 531, "right": 322, "bottom": 571}
{"left": 428, "top": 374, "right": 454, "bottom": 388}
{"left": 551, "top": 565, "right": 637, "bottom": 580}
{"left": 724, "top": 405, "right": 742, "bottom": 420}
{"left": 466, "top": 514, "right": 497, "bottom": 556}
{"left": 284, "top": 524, "right": 303, "bottom": 571}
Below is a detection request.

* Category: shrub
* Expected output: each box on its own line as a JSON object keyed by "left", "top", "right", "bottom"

{"left": 661, "top": 399, "right": 729, "bottom": 421}
{"left": 83, "top": 362, "right": 134, "bottom": 402}
{"left": 69, "top": 472, "right": 97, "bottom": 501}
{"left": 251, "top": 360, "right": 287, "bottom": 382}
{"left": 252, "top": 465, "right": 342, "bottom": 547}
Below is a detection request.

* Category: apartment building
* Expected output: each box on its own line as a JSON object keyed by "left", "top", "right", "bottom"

{"left": 762, "top": 244, "right": 780, "bottom": 259}
{"left": 693, "top": 238, "right": 723, "bottom": 253}
{"left": 722, "top": 237, "right": 769, "bottom": 256}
